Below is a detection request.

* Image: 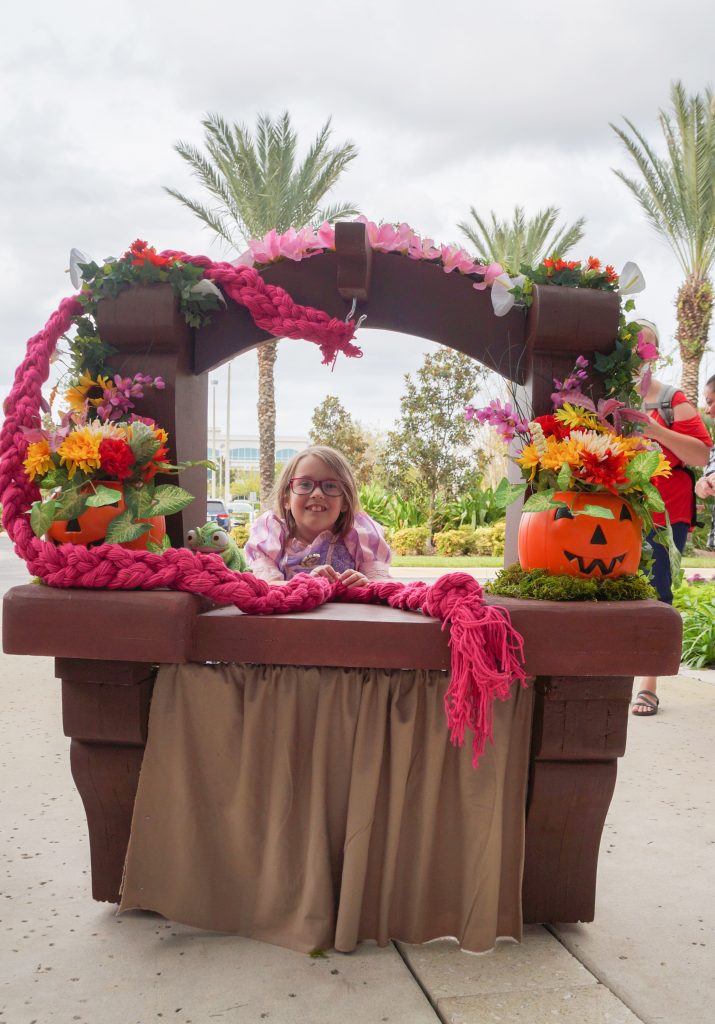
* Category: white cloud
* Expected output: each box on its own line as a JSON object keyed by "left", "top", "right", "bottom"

{"left": 2, "top": 0, "right": 714, "bottom": 436}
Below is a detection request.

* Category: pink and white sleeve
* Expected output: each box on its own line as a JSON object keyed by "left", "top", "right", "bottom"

{"left": 244, "top": 511, "right": 288, "bottom": 581}
{"left": 351, "top": 512, "right": 392, "bottom": 579}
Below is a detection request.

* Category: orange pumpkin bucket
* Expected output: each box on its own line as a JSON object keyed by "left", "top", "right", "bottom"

{"left": 47, "top": 482, "right": 166, "bottom": 551}
{"left": 518, "top": 490, "right": 642, "bottom": 579}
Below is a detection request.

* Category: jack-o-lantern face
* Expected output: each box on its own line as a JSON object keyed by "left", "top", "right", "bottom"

{"left": 518, "top": 490, "right": 642, "bottom": 578}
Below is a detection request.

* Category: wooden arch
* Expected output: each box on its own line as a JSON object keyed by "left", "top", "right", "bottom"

{"left": 95, "top": 221, "right": 621, "bottom": 554}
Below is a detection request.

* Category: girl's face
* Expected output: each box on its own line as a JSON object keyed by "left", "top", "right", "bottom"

{"left": 285, "top": 454, "right": 348, "bottom": 543}
{"left": 704, "top": 385, "right": 715, "bottom": 419}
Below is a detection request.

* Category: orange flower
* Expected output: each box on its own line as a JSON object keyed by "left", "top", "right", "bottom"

{"left": 587, "top": 256, "right": 601, "bottom": 270}
{"left": 125, "top": 239, "right": 175, "bottom": 268}
{"left": 605, "top": 264, "right": 618, "bottom": 282}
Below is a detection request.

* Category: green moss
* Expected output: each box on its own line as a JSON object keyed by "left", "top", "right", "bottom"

{"left": 486, "top": 563, "right": 657, "bottom": 601}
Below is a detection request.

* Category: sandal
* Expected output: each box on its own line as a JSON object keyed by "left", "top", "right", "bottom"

{"left": 631, "top": 690, "right": 659, "bottom": 716}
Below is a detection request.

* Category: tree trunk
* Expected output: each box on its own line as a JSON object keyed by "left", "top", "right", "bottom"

{"left": 677, "top": 273, "right": 714, "bottom": 404}
{"left": 257, "top": 340, "right": 278, "bottom": 509}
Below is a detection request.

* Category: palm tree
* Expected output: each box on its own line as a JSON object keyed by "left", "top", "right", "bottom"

{"left": 458, "top": 205, "right": 586, "bottom": 271}
{"left": 165, "top": 112, "right": 359, "bottom": 504}
{"left": 611, "top": 81, "right": 715, "bottom": 402}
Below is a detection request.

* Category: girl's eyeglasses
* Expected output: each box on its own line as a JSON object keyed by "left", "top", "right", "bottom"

{"left": 289, "top": 477, "right": 344, "bottom": 497}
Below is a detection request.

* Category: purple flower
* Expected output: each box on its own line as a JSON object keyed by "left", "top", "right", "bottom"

{"left": 466, "top": 399, "right": 530, "bottom": 442}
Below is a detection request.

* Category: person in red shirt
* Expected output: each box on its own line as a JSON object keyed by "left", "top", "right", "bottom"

{"left": 633, "top": 321, "right": 711, "bottom": 717}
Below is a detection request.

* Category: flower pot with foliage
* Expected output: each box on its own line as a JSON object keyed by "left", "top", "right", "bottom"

{"left": 467, "top": 313, "right": 673, "bottom": 581}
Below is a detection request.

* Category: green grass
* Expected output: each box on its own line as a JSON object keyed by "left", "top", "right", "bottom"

{"left": 394, "top": 554, "right": 715, "bottom": 568}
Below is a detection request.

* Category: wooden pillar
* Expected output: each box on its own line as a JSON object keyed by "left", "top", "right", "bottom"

{"left": 522, "top": 674, "right": 632, "bottom": 922}
{"left": 57, "top": 658, "right": 154, "bottom": 903}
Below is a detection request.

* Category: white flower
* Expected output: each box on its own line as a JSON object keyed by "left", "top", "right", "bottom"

{"left": 618, "top": 261, "right": 646, "bottom": 295}
{"left": 570, "top": 429, "right": 623, "bottom": 457}
{"left": 491, "top": 273, "right": 526, "bottom": 317}
{"left": 68, "top": 248, "right": 90, "bottom": 289}
{"left": 190, "top": 279, "right": 226, "bottom": 305}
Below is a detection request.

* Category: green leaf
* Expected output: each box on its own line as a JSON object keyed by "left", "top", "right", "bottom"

{"left": 146, "top": 535, "right": 171, "bottom": 554}
{"left": 625, "top": 451, "right": 660, "bottom": 484}
{"left": 148, "top": 485, "right": 195, "bottom": 516}
{"left": 577, "top": 504, "right": 615, "bottom": 520}
{"left": 55, "top": 488, "right": 88, "bottom": 521}
{"left": 30, "top": 499, "right": 58, "bottom": 538}
{"left": 85, "top": 486, "right": 122, "bottom": 508}
{"left": 641, "top": 481, "right": 666, "bottom": 512}
{"left": 127, "top": 421, "right": 161, "bottom": 463}
{"left": 522, "top": 489, "right": 557, "bottom": 512}
{"left": 492, "top": 477, "right": 526, "bottom": 509}
{"left": 105, "top": 511, "right": 152, "bottom": 544}
{"left": 556, "top": 462, "right": 573, "bottom": 489}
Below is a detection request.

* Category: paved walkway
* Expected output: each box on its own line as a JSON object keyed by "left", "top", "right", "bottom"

{"left": 1, "top": 540, "right": 714, "bottom": 1022}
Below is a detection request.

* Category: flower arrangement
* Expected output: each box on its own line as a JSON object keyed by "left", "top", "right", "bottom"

{"left": 23, "top": 406, "right": 197, "bottom": 548}
{"left": 467, "top": 342, "right": 668, "bottom": 536}
{"left": 489, "top": 256, "right": 645, "bottom": 317}
{"left": 71, "top": 239, "right": 226, "bottom": 328}
{"left": 20, "top": 242, "right": 222, "bottom": 548}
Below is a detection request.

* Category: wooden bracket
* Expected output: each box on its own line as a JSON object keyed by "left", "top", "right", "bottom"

{"left": 335, "top": 221, "right": 372, "bottom": 302}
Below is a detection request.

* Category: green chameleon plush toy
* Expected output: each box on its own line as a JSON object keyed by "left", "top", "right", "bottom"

{"left": 186, "top": 523, "right": 249, "bottom": 572}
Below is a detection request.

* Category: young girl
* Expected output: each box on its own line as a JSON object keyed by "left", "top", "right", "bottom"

{"left": 245, "top": 445, "right": 392, "bottom": 587}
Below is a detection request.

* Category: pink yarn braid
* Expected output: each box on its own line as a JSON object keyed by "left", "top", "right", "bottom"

{"left": 0, "top": 266, "right": 526, "bottom": 766}
{"left": 163, "top": 252, "right": 363, "bottom": 366}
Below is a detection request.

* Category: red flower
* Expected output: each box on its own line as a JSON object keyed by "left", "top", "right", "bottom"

{"left": 576, "top": 450, "right": 628, "bottom": 492}
{"left": 98, "top": 438, "right": 135, "bottom": 480}
{"left": 532, "top": 414, "right": 570, "bottom": 440}
{"left": 542, "top": 257, "right": 555, "bottom": 268}
{"left": 605, "top": 264, "right": 618, "bottom": 283}
{"left": 555, "top": 259, "right": 580, "bottom": 271}
{"left": 125, "top": 239, "right": 175, "bottom": 268}
{"left": 587, "top": 256, "right": 601, "bottom": 271}
{"left": 142, "top": 444, "right": 170, "bottom": 482}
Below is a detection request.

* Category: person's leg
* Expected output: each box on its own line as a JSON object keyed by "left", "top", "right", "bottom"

{"left": 633, "top": 522, "right": 689, "bottom": 716}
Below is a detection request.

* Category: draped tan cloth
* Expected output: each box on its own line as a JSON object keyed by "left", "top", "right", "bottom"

{"left": 119, "top": 663, "right": 533, "bottom": 953}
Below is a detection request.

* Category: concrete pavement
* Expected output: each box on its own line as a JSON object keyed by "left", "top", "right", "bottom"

{"left": 1, "top": 537, "right": 714, "bottom": 1023}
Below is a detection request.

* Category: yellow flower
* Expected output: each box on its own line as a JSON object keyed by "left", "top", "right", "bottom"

{"left": 515, "top": 443, "right": 541, "bottom": 479}
{"left": 64, "top": 372, "right": 111, "bottom": 414}
{"left": 539, "top": 437, "right": 570, "bottom": 471}
{"left": 554, "top": 403, "right": 601, "bottom": 431}
{"left": 57, "top": 428, "right": 102, "bottom": 479}
{"left": 23, "top": 440, "right": 53, "bottom": 481}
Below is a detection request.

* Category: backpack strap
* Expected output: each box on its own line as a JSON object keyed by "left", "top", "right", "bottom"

{"left": 644, "top": 383, "right": 680, "bottom": 426}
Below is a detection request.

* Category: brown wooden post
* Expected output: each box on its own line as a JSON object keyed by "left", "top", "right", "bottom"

{"left": 522, "top": 674, "right": 633, "bottom": 922}
{"left": 57, "top": 658, "right": 154, "bottom": 902}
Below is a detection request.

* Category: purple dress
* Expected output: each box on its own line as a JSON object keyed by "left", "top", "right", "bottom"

{"left": 245, "top": 511, "right": 392, "bottom": 582}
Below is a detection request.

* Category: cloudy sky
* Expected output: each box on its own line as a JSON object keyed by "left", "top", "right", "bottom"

{"left": 2, "top": 0, "right": 713, "bottom": 442}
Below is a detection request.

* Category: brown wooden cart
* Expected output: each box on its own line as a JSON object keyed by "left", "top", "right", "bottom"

{"left": 2, "top": 222, "right": 682, "bottom": 925}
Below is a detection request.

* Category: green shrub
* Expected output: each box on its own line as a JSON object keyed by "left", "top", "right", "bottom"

{"left": 471, "top": 526, "right": 494, "bottom": 556}
{"left": 490, "top": 520, "right": 506, "bottom": 557}
{"left": 673, "top": 580, "right": 715, "bottom": 667}
{"left": 390, "top": 526, "right": 431, "bottom": 556}
{"left": 433, "top": 529, "right": 473, "bottom": 556}
{"left": 230, "top": 524, "right": 249, "bottom": 548}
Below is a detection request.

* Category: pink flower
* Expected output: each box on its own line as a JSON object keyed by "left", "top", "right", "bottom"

{"left": 407, "top": 234, "right": 441, "bottom": 260}
{"left": 440, "top": 244, "right": 479, "bottom": 275}
{"left": 356, "top": 217, "right": 414, "bottom": 253}
{"left": 472, "top": 262, "right": 504, "bottom": 291}
{"left": 636, "top": 331, "right": 659, "bottom": 361}
{"left": 248, "top": 229, "right": 282, "bottom": 264}
{"left": 467, "top": 399, "right": 530, "bottom": 442}
{"left": 316, "top": 222, "right": 335, "bottom": 250}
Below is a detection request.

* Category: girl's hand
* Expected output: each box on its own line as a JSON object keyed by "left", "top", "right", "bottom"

{"left": 310, "top": 564, "right": 339, "bottom": 581}
{"left": 695, "top": 473, "right": 715, "bottom": 498}
{"left": 338, "top": 569, "right": 369, "bottom": 589}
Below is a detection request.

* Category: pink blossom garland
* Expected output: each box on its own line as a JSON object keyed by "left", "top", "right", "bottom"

{"left": 238, "top": 217, "right": 502, "bottom": 292}
{"left": 0, "top": 259, "right": 527, "bottom": 767}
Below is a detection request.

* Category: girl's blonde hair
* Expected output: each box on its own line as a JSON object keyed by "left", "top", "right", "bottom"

{"left": 272, "top": 445, "right": 360, "bottom": 537}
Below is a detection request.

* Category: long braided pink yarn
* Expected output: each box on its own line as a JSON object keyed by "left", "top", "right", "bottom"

{"left": 163, "top": 252, "right": 363, "bottom": 366}
{"left": 0, "top": 263, "right": 527, "bottom": 766}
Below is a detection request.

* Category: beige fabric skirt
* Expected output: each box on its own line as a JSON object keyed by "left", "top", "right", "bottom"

{"left": 119, "top": 663, "right": 533, "bottom": 953}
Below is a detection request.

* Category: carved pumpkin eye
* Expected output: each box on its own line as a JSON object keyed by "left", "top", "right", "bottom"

{"left": 619, "top": 504, "right": 633, "bottom": 521}
{"left": 554, "top": 506, "right": 574, "bottom": 521}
